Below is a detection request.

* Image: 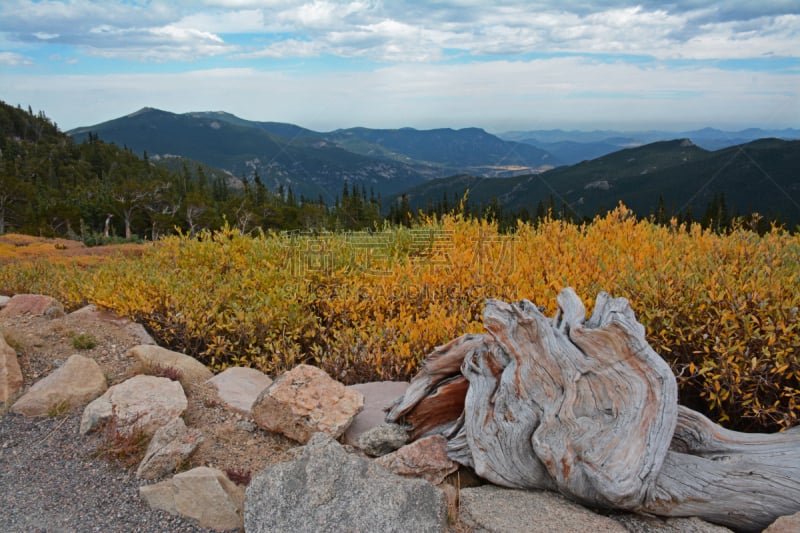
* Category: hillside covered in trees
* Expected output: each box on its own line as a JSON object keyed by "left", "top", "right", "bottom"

{"left": 3, "top": 100, "right": 798, "bottom": 241}
{"left": 0, "top": 101, "right": 382, "bottom": 240}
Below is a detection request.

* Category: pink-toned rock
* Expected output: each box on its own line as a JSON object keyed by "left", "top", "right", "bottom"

{"left": 0, "top": 330, "right": 23, "bottom": 405}
{"left": 251, "top": 364, "right": 364, "bottom": 443}
{"left": 136, "top": 418, "right": 205, "bottom": 480}
{"left": 80, "top": 374, "right": 187, "bottom": 437}
{"left": 207, "top": 366, "right": 272, "bottom": 414}
{"left": 140, "top": 466, "right": 244, "bottom": 531}
{"left": 11, "top": 354, "right": 107, "bottom": 416}
{"left": 343, "top": 381, "right": 409, "bottom": 447}
{"left": 0, "top": 294, "right": 64, "bottom": 319}
{"left": 128, "top": 344, "right": 213, "bottom": 387}
{"left": 764, "top": 511, "right": 800, "bottom": 532}
{"left": 375, "top": 434, "right": 458, "bottom": 485}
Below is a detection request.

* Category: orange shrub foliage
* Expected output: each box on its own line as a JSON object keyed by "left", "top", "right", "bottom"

{"left": 1, "top": 205, "right": 798, "bottom": 431}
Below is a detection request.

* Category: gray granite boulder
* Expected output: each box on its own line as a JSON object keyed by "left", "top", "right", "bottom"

{"left": 244, "top": 432, "right": 447, "bottom": 532}
{"left": 458, "top": 485, "right": 627, "bottom": 533}
{"left": 611, "top": 513, "right": 733, "bottom": 532}
{"left": 358, "top": 422, "right": 408, "bottom": 457}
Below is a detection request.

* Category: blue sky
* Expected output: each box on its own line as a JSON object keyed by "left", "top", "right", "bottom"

{"left": 1, "top": 0, "right": 798, "bottom": 132}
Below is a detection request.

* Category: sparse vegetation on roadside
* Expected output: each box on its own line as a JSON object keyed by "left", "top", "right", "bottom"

{"left": 47, "top": 400, "right": 72, "bottom": 417}
{"left": 135, "top": 361, "right": 183, "bottom": 382}
{"left": 91, "top": 418, "right": 152, "bottom": 469}
{"left": 224, "top": 467, "right": 252, "bottom": 486}
{"left": 70, "top": 332, "right": 97, "bottom": 350}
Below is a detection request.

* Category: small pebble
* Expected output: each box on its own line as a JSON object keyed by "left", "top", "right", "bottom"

{"left": 236, "top": 420, "right": 256, "bottom": 432}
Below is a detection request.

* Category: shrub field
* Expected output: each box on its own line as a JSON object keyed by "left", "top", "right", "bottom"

{"left": 1, "top": 204, "right": 798, "bottom": 432}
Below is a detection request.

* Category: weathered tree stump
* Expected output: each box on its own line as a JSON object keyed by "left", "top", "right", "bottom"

{"left": 387, "top": 288, "right": 800, "bottom": 531}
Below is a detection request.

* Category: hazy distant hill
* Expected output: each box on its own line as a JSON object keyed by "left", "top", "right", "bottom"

{"left": 500, "top": 127, "right": 800, "bottom": 165}
{"left": 182, "top": 113, "right": 559, "bottom": 176}
{"left": 327, "top": 126, "right": 558, "bottom": 176}
{"left": 69, "top": 108, "right": 559, "bottom": 202}
{"left": 69, "top": 108, "right": 426, "bottom": 201}
{"left": 390, "top": 138, "right": 800, "bottom": 225}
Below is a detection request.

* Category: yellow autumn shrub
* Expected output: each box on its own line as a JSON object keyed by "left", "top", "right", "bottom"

{"left": 1, "top": 205, "right": 798, "bottom": 431}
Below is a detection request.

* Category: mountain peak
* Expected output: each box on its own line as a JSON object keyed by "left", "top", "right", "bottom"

{"left": 126, "top": 106, "right": 164, "bottom": 117}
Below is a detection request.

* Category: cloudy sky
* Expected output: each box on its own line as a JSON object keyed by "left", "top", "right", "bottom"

{"left": 1, "top": 0, "right": 798, "bottom": 132}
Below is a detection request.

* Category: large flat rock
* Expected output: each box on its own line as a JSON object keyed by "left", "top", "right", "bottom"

{"left": 458, "top": 485, "right": 627, "bottom": 533}
{"left": 11, "top": 354, "right": 107, "bottom": 417}
{"left": 140, "top": 466, "right": 244, "bottom": 531}
{"left": 207, "top": 366, "right": 272, "bottom": 414}
{"left": 342, "top": 381, "right": 409, "bottom": 448}
{"left": 80, "top": 374, "right": 187, "bottom": 437}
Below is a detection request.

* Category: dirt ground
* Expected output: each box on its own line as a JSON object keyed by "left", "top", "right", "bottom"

{"left": 1, "top": 304, "right": 298, "bottom": 482}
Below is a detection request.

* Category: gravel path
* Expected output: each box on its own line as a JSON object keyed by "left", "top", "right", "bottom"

{"left": 0, "top": 411, "right": 217, "bottom": 533}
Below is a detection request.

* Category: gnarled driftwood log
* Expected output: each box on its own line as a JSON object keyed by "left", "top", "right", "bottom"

{"left": 386, "top": 288, "right": 800, "bottom": 531}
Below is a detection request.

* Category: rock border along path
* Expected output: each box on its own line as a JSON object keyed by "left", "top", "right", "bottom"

{"left": 3, "top": 294, "right": 795, "bottom": 532}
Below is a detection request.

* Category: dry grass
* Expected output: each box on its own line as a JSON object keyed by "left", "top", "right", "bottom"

{"left": 70, "top": 332, "right": 98, "bottom": 350}
{"left": 131, "top": 360, "right": 184, "bottom": 382}
{"left": 91, "top": 417, "right": 152, "bottom": 469}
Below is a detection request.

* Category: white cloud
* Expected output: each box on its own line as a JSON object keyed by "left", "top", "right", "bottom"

{"left": 0, "top": 51, "right": 32, "bottom": 66}
{"left": 174, "top": 9, "right": 267, "bottom": 33}
{"left": 237, "top": 38, "right": 320, "bottom": 59}
{"left": 2, "top": 1, "right": 799, "bottom": 65}
{"left": 5, "top": 59, "right": 798, "bottom": 132}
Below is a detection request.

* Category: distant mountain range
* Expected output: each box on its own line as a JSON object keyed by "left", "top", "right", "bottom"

{"left": 390, "top": 138, "right": 800, "bottom": 225}
{"left": 68, "top": 108, "right": 556, "bottom": 201}
{"left": 67, "top": 109, "right": 800, "bottom": 225}
{"left": 500, "top": 127, "right": 800, "bottom": 165}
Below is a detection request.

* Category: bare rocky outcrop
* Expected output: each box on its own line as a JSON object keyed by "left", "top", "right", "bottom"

{"left": 0, "top": 329, "right": 23, "bottom": 404}
{"left": 251, "top": 364, "right": 364, "bottom": 443}
{"left": 244, "top": 432, "right": 447, "bottom": 533}
{"left": 80, "top": 374, "right": 187, "bottom": 437}
{"left": 11, "top": 354, "right": 107, "bottom": 416}
{"left": 139, "top": 466, "right": 244, "bottom": 531}
{"left": 206, "top": 366, "right": 272, "bottom": 414}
